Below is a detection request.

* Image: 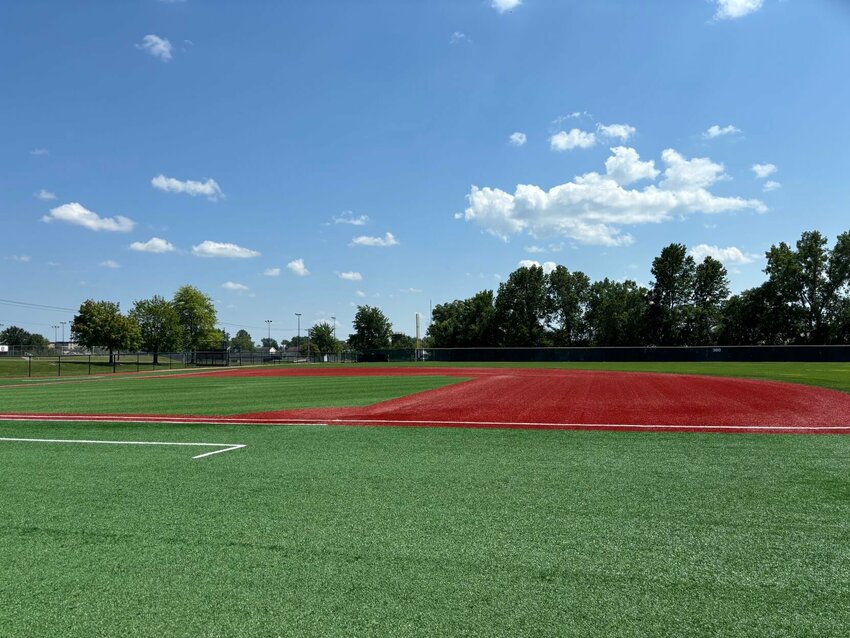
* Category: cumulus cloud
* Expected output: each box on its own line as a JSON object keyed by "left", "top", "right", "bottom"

{"left": 263, "top": 267, "right": 281, "bottom": 277}
{"left": 99, "top": 260, "right": 121, "bottom": 269}
{"left": 509, "top": 132, "right": 527, "bottom": 146}
{"left": 689, "top": 244, "right": 759, "bottom": 265}
{"left": 287, "top": 258, "right": 309, "bottom": 276}
{"left": 333, "top": 211, "right": 370, "bottom": 226}
{"left": 192, "top": 241, "right": 260, "bottom": 259}
{"left": 222, "top": 281, "right": 249, "bottom": 293}
{"left": 136, "top": 34, "right": 173, "bottom": 61}
{"left": 752, "top": 163, "right": 777, "bottom": 179}
{"left": 518, "top": 259, "right": 557, "bottom": 274}
{"left": 763, "top": 180, "right": 781, "bottom": 192}
{"left": 597, "top": 123, "right": 636, "bottom": 141}
{"left": 35, "top": 189, "right": 56, "bottom": 200}
{"left": 151, "top": 174, "right": 224, "bottom": 201}
{"left": 550, "top": 129, "right": 596, "bottom": 151}
{"left": 714, "top": 0, "right": 764, "bottom": 20}
{"left": 339, "top": 271, "right": 363, "bottom": 281}
{"left": 351, "top": 232, "right": 399, "bottom": 247}
{"left": 458, "top": 147, "right": 766, "bottom": 247}
{"left": 604, "top": 147, "right": 660, "bottom": 185}
{"left": 42, "top": 203, "right": 135, "bottom": 232}
{"left": 492, "top": 0, "right": 521, "bottom": 13}
{"left": 703, "top": 124, "right": 741, "bottom": 139}
{"left": 130, "top": 237, "right": 175, "bottom": 253}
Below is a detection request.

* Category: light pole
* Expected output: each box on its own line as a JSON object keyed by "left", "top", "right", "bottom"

{"left": 60, "top": 321, "right": 66, "bottom": 351}
{"left": 265, "top": 319, "right": 272, "bottom": 346}
{"left": 295, "top": 313, "right": 302, "bottom": 345}
{"left": 331, "top": 316, "right": 336, "bottom": 340}
{"left": 52, "top": 325, "right": 59, "bottom": 347}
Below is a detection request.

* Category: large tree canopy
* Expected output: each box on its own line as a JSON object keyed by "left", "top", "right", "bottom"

{"left": 71, "top": 300, "right": 140, "bottom": 362}
{"left": 350, "top": 305, "right": 392, "bottom": 350}
{"left": 129, "top": 295, "right": 183, "bottom": 363}
{"left": 172, "top": 285, "right": 218, "bottom": 351}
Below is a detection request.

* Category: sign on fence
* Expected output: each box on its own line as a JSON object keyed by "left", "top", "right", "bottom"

{"left": 0, "top": 345, "right": 8, "bottom": 353}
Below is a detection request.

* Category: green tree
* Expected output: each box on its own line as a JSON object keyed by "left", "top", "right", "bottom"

{"left": 1, "top": 326, "right": 33, "bottom": 346}
{"left": 427, "top": 290, "right": 496, "bottom": 347}
{"left": 129, "top": 295, "right": 183, "bottom": 364}
{"left": 71, "top": 300, "right": 141, "bottom": 363}
{"left": 350, "top": 305, "right": 392, "bottom": 350}
{"left": 649, "top": 243, "right": 696, "bottom": 345}
{"left": 309, "top": 322, "right": 343, "bottom": 354}
{"left": 689, "top": 256, "right": 730, "bottom": 344}
{"left": 230, "top": 329, "right": 256, "bottom": 352}
{"left": 172, "top": 285, "right": 218, "bottom": 352}
{"left": 586, "top": 279, "right": 650, "bottom": 346}
{"left": 391, "top": 332, "right": 416, "bottom": 349}
{"left": 718, "top": 283, "right": 798, "bottom": 345}
{"left": 260, "top": 337, "right": 279, "bottom": 350}
{"left": 493, "top": 265, "right": 549, "bottom": 346}
{"left": 547, "top": 265, "right": 591, "bottom": 346}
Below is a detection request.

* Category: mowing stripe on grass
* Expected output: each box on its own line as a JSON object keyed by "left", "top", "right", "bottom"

{"left": 0, "top": 436, "right": 246, "bottom": 459}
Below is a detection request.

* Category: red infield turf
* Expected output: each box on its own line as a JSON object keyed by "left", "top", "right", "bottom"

{"left": 4, "top": 366, "right": 848, "bottom": 435}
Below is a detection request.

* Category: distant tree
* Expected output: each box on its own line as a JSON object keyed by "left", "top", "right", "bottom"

{"left": 288, "top": 335, "right": 308, "bottom": 350}
{"left": 391, "top": 332, "right": 416, "bottom": 349}
{"left": 718, "top": 283, "right": 797, "bottom": 345}
{"left": 649, "top": 243, "right": 696, "bottom": 345}
{"left": 260, "top": 337, "right": 279, "bottom": 350}
{"left": 586, "top": 279, "right": 650, "bottom": 346}
{"left": 547, "top": 265, "right": 591, "bottom": 346}
{"left": 0, "top": 326, "right": 33, "bottom": 346}
{"left": 308, "top": 322, "right": 342, "bottom": 354}
{"left": 350, "top": 305, "right": 392, "bottom": 350}
{"left": 129, "top": 295, "right": 183, "bottom": 364}
{"left": 230, "top": 329, "right": 256, "bottom": 352}
{"left": 172, "top": 285, "right": 218, "bottom": 352}
{"left": 428, "top": 290, "right": 495, "bottom": 347}
{"left": 71, "top": 300, "right": 141, "bottom": 364}
{"left": 493, "top": 265, "right": 549, "bottom": 346}
{"left": 688, "top": 256, "right": 730, "bottom": 344}
{"left": 28, "top": 333, "right": 50, "bottom": 349}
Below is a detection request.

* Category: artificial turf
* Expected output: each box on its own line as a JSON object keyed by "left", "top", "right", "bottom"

{"left": 0, "top": 374, "right": 463, "bottom": 415}
{"left": 1, "top": 421, "right": 848, "bottom": 637}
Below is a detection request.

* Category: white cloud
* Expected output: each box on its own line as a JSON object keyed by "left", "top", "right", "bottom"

{"left": 42, "top": 202, "right": 135, "bottom": 232}
{"left": 263, "top": 267, "right": 281, "bottom": 277}
{"left": 151, "top": 174, "right": 224, "bottom": 201}
{"left": 703, "top": 124, "right": 741, "bottom": 139}
{"left": 714, "top": 0, "right": 764, "bottom": 20}
{"left": 222, "top": 281, "right": 249, "bottom": 293}
{"left": 752, "top": 163, "right": 777, "bottom": 179}
{"left": 333, "top": 211, "right": 370, "bottom": 226}
{"left": 35, "top": 189, "right": 56, "bottom": 201}
{"left": 518, "top": 259, "right": 557, "bottom": 274}
{"left": 524, "top": 245, "right": 545, "bottom": 253}
{"left": 339, "top": 271, "right": 363, "bottom": 281}
{"left": 192, "top": 241, "right": 260, "bottom": 259}
{"left": 604, "top": 146, "right": 660, "bottom": 185}
{"left": 450, "top": 31, "right": 471, "bottom": 45}
{"left": 355, "top": 290, "right": 367, "bottom": 298}
{"left": 129, "top": 237, "right": 176, "bottom": 253}
{"left": 30, "top": 148, "right": 49, "bottom": 156}
{"left": 136, "top": 34, "right": 171, "bottom": 62}
{"left": 689, "top": 244, "right": 759, "bottom": 265}
{"left": 597, "top": 123, "right": 636, "bottom": 141}
{"left": 9, "top": 255, "right": 31, "bottom": 263}
{"left": 492, "top": 0, "right": 521, "bottom": 13}
{"left": 287, "top": 258, "right": 309, "bottom": 276}
{"left": 458, "top": 147, "right": 766, "bottom": 247}
{"left": 136, "top": 34, "right": 173, "bottom": 61}
{"left": 401, "top": 287, "right": 423, "bottom": 293}
{"left": 509, "top": 132, "right": 527, "bottom": 146}
{"left": 550, "top": 129, "right": 596, "bottom": 151}
{"left": 351, "top": 232, "right": 399, "bottom": 247}
{"left": 99, "top": 260, "right": 120, "bottom": 269}
{"left": 763, "top": 180, "right": 781, "bottom": 192}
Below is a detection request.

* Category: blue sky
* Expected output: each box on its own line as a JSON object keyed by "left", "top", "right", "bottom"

{"left": 2, "top": 0, "right": 850, "bottom": 343}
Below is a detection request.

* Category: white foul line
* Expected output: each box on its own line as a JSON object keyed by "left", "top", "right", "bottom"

{"left": 0, "top": 437, "right": 246, "bottom": 460}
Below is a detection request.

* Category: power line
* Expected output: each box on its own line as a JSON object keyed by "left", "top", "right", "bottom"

{"left": 0, "top": 298, "right": 76, "bottom": 313}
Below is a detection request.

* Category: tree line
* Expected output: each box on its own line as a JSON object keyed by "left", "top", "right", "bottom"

{"left": 426, "top": 230, "right": 850, "bottom": 348}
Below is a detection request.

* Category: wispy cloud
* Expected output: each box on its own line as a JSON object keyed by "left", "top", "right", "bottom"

{"left": 333, "top": 211, "right": 370, "bottom": 226}
{"left": 222, "top": 281, "right": 249, "bottom": 293}
{"left": 703, "top": 124, "right": 741, "bottom": 139}
{"left": 450, "top": 31, "right": 472, "bottom": 45}
{"left": 763, "top": 180, "right": 781, "bottom": 192}
{"left": 30, "top": 148, "right": 49, "bottom": 156}
{"left": 35, "top": 189, "right": 56, "bottom": 201}
{"left": 136, "top": 34, "right": 173, "bottom": 61}
{"left": 42, "top": 203, "right": 135, "bottom": 232}
{"left": 99, "top": 260, "right": 121, "bottom": 269}
{"left": 263, "top": 267, "right": 281, "bottom": 277}
{"left": 492, "top": 0, "right": 522, "bottom": 13}
{"left": 509, "top": 132, "right": 527, "bottom": 146}
{"left": 129, "top": 237, "right": 176, "bottom": 253}
{"left": 351, "top": 232, "right": 399, "bottom": 247}
{"left": 355, "top": 290, "right": 367, "bottom": 298}
{"left": 287, "top": 258, "right": 309, "bottom": 276}
{"left": 151, "top": 174, "right": 224, "bottom": 201}
{"left": 9, "top": 255, "right": 31, "bottom": 263}
{"left": 192, "top": 241, "right": 260, "bottom": 259}
{"left": 339, "top": 271, "right": 363, "bottom": 281}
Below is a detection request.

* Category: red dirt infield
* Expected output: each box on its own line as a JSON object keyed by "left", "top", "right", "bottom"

{"left": 2, "top": 366, "right": 850, "bottom": 434}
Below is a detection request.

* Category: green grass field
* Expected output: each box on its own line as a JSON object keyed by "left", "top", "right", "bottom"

{"left": 1, "top": 363, "right": 849, "bottom": 636}
{"left": 0, "top": 354, "right": 186, "bottom": 378}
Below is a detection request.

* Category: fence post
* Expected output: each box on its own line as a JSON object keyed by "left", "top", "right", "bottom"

{"left": 58, "top": 352, "right": 61, "bottom": 377}
{"left": 28, "top": 355, "right": 32, "bottom": 377}
{"left": 88, "top": 355, "right": 91, "bottom": 376}
{"left": 113, "top": 350, "right": 117, "bottom": 374}
{"left": 137, "top": 352, "right": 140, "bottom": 373}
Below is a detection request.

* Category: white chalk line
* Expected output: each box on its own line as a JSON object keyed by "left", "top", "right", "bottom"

{"left": 0, "top": 437, "right": 246, "bottom": 460}
{"left": 0, "top": 413, "right": 848, "bottom": 432}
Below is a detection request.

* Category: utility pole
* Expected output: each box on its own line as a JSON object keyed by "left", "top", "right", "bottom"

{"left": 295, "top": 313, "right": 302, "bottom": 346}
{"left": 60, "top": 321, "right": 66, "bottom": 351}
{"left": 52, "top": 325, "right": 59, "bottom": 346}
{"left": 331, "top": 316, "right": 336, "bottom": 340}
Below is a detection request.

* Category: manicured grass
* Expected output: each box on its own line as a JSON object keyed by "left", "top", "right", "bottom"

{"left": 1, "top": 421, "right": 847, "bottom": 636}
{"left": 0, "top": 354, "right": 187, "bottom": 378}
{"left": 0, "top": 375, "right": 463, "bottom": 415}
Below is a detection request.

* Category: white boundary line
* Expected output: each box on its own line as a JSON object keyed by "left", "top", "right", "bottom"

{"left": 0, "top": 437, "right": 246, "bottom": 460}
